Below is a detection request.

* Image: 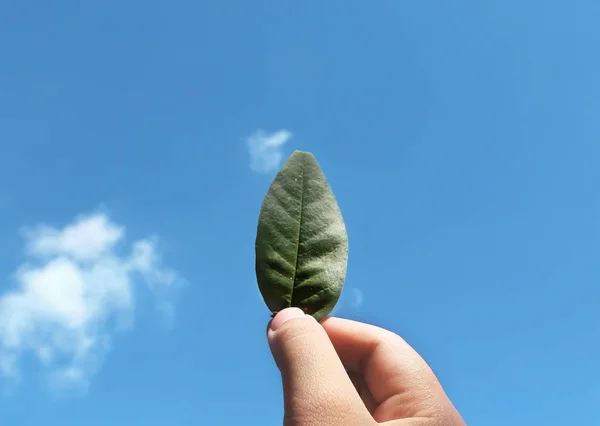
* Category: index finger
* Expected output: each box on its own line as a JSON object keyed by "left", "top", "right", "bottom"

{"left": 321, "top": 317, "right": 456, "bottom": 421}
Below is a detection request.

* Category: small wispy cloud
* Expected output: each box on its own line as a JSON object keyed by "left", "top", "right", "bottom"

{"left": 245, "top": 129, "right": 292, "bottom": 173}
{"left": 329, "top": 288, "right": 364, "bottom": 318}
{"left": 0, "top": 212, "right": 180, "bottom": 392}
{"left": 349, "top": 288, "right": 364, "bottom": 308}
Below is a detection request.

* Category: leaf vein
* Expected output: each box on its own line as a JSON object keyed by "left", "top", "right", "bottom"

{"left": 289, "top": 161, "right": 305, "bottom": 308}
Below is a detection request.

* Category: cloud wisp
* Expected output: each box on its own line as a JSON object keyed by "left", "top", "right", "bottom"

{"left": 329, "top": 287, "right": 364, "bottom": 317}
{"left": 246, "top": 129, "right": 292, "bottom": 173}
{"left": 0, "top": 213, "right": 179, "bottom": 392}
{"left": 350, "top": 288, "right": 364, "bottom": 308}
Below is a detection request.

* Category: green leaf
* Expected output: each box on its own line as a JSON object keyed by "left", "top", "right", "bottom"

{"left": 255, "top": 150, "right": 348, "bottom": 322}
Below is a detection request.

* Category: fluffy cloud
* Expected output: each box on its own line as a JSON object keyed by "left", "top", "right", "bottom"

{"left": 246, "top": 129, "right": 292, "bottom": 173}
{"left": 0, "top": 212, "right": 179, "bottom": 391}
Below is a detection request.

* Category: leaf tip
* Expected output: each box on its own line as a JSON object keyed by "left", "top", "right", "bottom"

{"left": 285, "top": 150, "right": 319, "bottom": 169}
{"left": 289, "top": 149, "right": 314, "bottom": 159}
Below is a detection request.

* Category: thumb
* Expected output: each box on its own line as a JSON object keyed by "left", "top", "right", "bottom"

{"left": 267, "top": 308, "right": 372, "bottom": 425}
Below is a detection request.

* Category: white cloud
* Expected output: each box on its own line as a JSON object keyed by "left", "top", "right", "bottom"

{"left": 24, "top": 215, "right": 124, "bottom": 261}
{"left": 0, "top": 212, "right": 179, "bottom": 391}
{"left": 328, "top": 288, "right": 364, "bottom": 317}
{"left": 350, "top": 288, "right": 364, "bottom": 308}
{"left": 246, "top": 129, "right": 292, "bottom": 173}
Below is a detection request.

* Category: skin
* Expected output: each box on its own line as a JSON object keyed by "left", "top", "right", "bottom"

{"left": 267, "top": 308, "right": 467, "bottom": 426}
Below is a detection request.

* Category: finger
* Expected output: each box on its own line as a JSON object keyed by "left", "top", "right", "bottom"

{"left": 267, "top": 308, "right": 373, "bottom": 425}
{"left": 321, "top": 317, "right": 460, "bottom": 423}
{"left": 348, "top": 371, "right": 378, "bottom": 414}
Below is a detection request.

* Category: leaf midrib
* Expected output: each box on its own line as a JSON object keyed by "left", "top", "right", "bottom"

{"left": 288, "top": 160, "right": 305, "bottom": 308}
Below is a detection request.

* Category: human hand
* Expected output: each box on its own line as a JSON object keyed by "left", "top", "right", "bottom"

{"left": 267, "top": 308, "right": 466, "bottom": 425}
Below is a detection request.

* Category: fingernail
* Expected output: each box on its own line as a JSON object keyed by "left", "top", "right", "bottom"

{"left": 269, "top": 307, "right": 305, "bottom": 332}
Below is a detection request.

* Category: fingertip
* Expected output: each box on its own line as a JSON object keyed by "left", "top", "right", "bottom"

{"left": 268, "top": 307, "right": 306, "bottom": 333}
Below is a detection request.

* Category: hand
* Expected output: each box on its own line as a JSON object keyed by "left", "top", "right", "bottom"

{"left": 267, "top": 308, "right": 466, "bottom": 425}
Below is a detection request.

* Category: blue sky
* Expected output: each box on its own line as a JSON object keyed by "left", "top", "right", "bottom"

{"left": 1, "top": 1, "right": 599, "bottom": 424}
